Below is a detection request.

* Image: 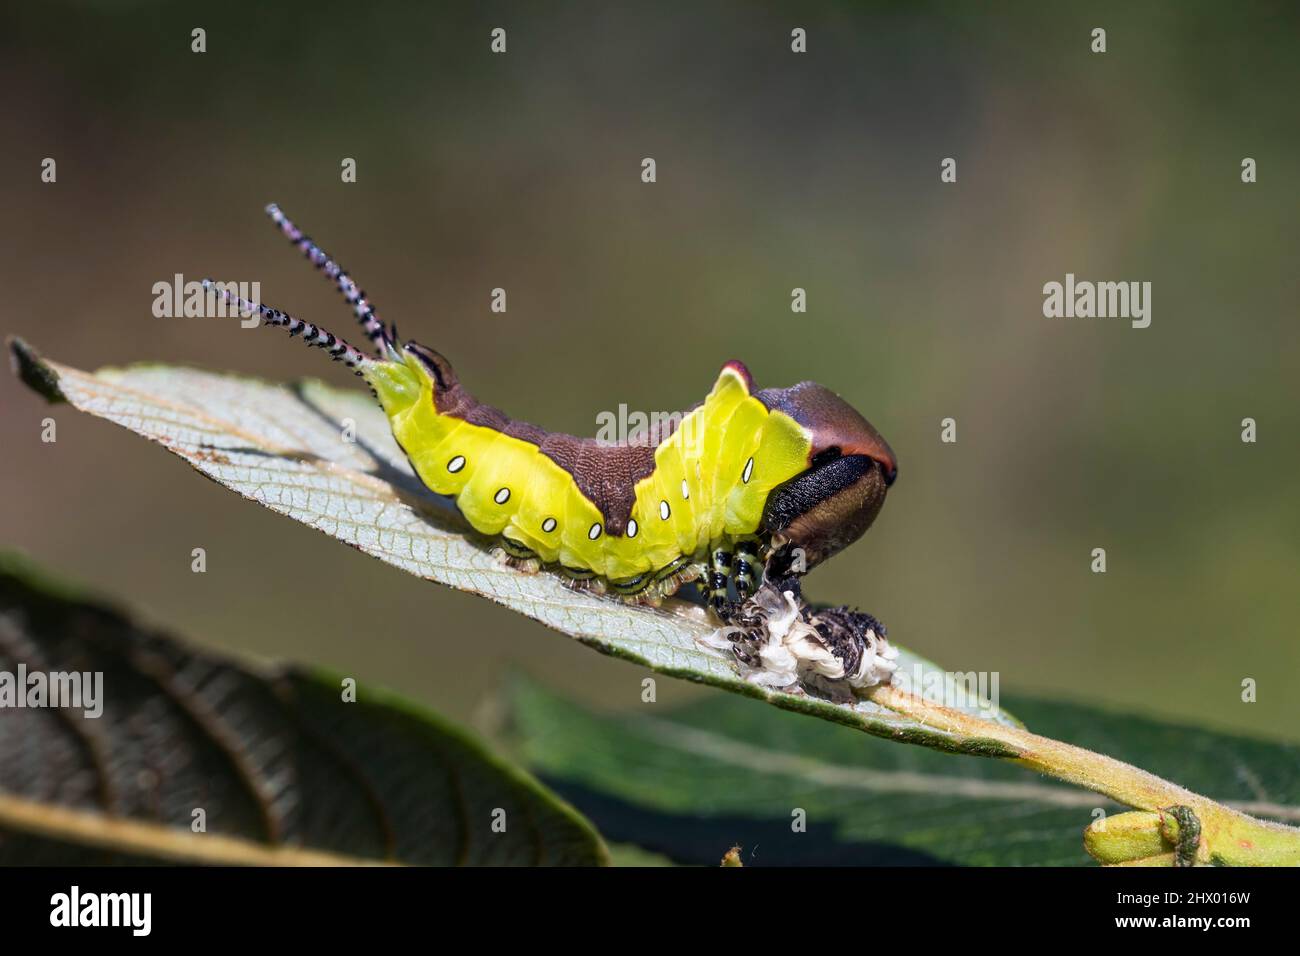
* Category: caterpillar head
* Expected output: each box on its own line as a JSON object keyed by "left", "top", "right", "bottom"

{"left": 364, "top": 340, "right": 461, "bottom": 421}
{"left": 758, "top": 382, "right": 897, "bottom": 570}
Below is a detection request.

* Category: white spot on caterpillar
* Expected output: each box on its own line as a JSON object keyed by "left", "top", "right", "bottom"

{"left": 627, "top": 519, "right": 639, "bottom": 538}
{"left": 680, "top": 479, "right": 689, "bottom": 500}
{"left": 742, "top": 457, "right": 754, "bottom": 483}
{"left": 494, "top": 487, "right": 511, "bottom": 504}
{"left": 447, "top": 455, "right": 466, "bottom": 473}
{"left": 659, "top": 500, "right": 671, "bottom": 520}
{"left": 588, "top": 522, "right": 603, "bottom": 540}
{"left": 542, "top": 517, "right": 557, "bottom": 533}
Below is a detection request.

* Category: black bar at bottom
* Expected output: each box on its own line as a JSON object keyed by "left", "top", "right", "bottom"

{"left": 0, "top": 864, "right": 1281, "bottom": 940}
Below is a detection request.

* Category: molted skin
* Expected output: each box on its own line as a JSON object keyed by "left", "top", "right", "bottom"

{"left": 368, "top": 347, "right": 896, "bottom": 598}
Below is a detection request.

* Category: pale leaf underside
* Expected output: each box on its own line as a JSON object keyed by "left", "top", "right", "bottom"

{"left": 11, "top": 342, "right": 1021, "bottom": 749}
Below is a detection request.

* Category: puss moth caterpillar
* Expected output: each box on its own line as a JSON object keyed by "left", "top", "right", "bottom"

{"left": 206, "top": 205, "right": 897, "bottom": 619}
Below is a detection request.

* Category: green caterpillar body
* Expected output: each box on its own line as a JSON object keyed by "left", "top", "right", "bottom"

{"left": 212, "top": 205, "right": 898, "bottom": 615}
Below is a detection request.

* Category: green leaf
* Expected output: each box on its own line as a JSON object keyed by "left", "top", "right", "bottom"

{"left": 507, "top": 678, "right": 1300, "bottom": 866}
{"left": 0, "top": 553, "right": 606, "bottom": 865}
{"left": 605, "top": 842, "right": 678, "bottom": 867}
{"left": 7, "top": 340, "right": 1020, "bottom": 748}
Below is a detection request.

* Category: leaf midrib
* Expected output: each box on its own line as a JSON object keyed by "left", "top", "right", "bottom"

{"left": 626, "top": 715, "right": 1300, "bottom": 821}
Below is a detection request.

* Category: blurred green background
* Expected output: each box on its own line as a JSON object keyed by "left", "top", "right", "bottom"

{"left": 2, "top": 1, "right": 1296, "bottom": 744}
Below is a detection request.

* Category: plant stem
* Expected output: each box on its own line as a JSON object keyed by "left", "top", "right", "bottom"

{"left": 868, "top": 683, "right": 1300, "bottom": 866}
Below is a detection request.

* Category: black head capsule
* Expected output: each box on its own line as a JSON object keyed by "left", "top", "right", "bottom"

{"left": 755, "top": 382, "right": 897, "bottom": 570}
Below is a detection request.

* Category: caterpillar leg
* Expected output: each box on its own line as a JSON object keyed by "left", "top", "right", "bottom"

{"left": 494, "top": 537, "right": 542, "bottom": 573}
{"left": 703, "top": 540, "right": 765, "bottom": 622}
{"left": 652, "top": 559, "right": 704, "bottom": 603}
{"left": 556, "top": 565, "right": 607, "bottom": 598}
{"left": 707, "top": 547, "right": 735, "bottom": 619}
{"left": 264, "top": 203, "right": 394, "bottom": 356}
{"left": 733, "top": 537, "right": 761, "bottom": 600}
{"left": 610, "top": 573, "right": 653, "bottom": 597}
{"left": 499, "top": 537, "right": 538, "bottom": 561}
{"left": 651, "top": 555, "right": 694, "bottom": 583}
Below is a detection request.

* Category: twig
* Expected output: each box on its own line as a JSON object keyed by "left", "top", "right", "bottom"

{"left": 867, "top": 682, "right": 1300, "bottom": 866}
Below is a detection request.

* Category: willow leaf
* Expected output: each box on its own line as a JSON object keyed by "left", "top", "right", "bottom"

{"left": 8, "top": 339, "right": 1018, "bottom": 749}
{"left": 509, "top": 677, "right": 1300, "bottom": 866}
{"left": 0, "top": 553, "right": 606, "bottom": 866}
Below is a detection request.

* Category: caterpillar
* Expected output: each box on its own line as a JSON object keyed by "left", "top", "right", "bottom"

{"left": 206, "top": 204, "right": 897, "bottom": 621}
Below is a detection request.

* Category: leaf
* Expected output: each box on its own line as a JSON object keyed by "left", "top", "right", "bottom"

{"left": 0, "top": 553, "right": 606, "bottom": 865}
{"left": 507, "top": 677, "right": 1300, "bottom": 866}
{"left": 8, "top": 339, "right": 1020, "bottom": 748}
{"left": 605, "top": 842, "right": 678, "bottom": 867}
